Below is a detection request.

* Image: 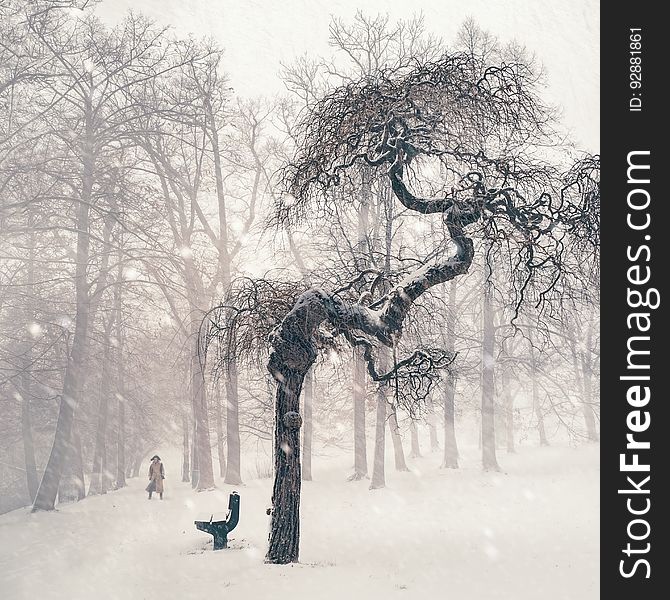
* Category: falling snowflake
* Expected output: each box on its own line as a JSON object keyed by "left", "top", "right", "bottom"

{"left": 483, "top": 542, "right": 500, "bottom": 560}
{"left": 523, "top": 489, "right": 536, "bottom": 502}
{"left": 58, "top": 316, "right": 73, "bottom": 331}
{"left": 123, "top": 267, "right": 141, "bottom": 281}
{"left": 27, "top": 322, "right": 43, "bottom": 339}
{"left": 179, "top": 246, "right": 194, "bottom": 259}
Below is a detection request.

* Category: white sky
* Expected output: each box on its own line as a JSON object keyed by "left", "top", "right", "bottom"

{"left": 96, "top": 0, "right": 599, "bottom": 152}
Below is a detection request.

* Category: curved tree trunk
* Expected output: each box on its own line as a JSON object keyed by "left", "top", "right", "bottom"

{"left": 264, "top": 191, "right": 475, "bottom": 563}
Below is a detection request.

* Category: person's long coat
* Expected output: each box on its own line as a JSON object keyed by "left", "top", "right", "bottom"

{"left": 149, "top": 461, "right": 165, "bottom": 494}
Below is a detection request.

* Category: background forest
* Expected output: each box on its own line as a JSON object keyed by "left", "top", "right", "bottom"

{"left": 0, "top": 0, "right": 599, "bottom": 513}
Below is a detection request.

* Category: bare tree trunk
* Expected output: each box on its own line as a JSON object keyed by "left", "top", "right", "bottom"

{"left": 580, "top": 322, "right": 599, "bottom": 442}
{"left": 223, "top": 358, "right": 242, "bottom": 485}
{"left": 132, "top": 452, "right": 142, "bottom": 478}
{"left": 442, "top": 281, "right": 459, "bottom": 468}
{"left": 302, "top": 368, "right": 314, "bottom": 481}
{"left": 32, "top": 138, "right": 93, "bottom": 511}
{"left": 206, "top": 98, "right": 243, "bottom": 489}
{"left": 481, "top": 277, "right": 500, "bottom": 471}
{"left": 388, "top": 405, "right": 409, "bottom": 471}
{"left": 350, "top": 349, "right": 368, "bottom": 479}
{"left": 21, "top": 390, "right": 39, "bottom": 502}
{"left": 104, "top": 420, "right": 116, "bottom": 492}
{"left": 20, "top": 235, "right": 39, "bottom": 502}
{"left": 267, "top": 370, "right": 304, "bottom": 564}
{"left": 88, "top": 339, "right": 112, "bottom": 496}
{"left": 115, "top": 279, "right": 127, "bottom": 490}
{"left": 502, "top": 371, "right": 516, "bottom": 453}
{"left": 116, "top": 399, "right": 126, "bottom": 489}
{"left": 409, "top": 420, "right": 421, "bottom": 458}
{"left": 350, "top": 173, "right": 370, "bottom": 481}
{"left": 190, "top": 414, "right": 198, "bottom": 489}
{"left": 369, "top": 350, "right": 388, "bottom": 489}
{"left": 192, "top": 343, "right": 215, "bottom": 489}
{"left": 59, "top": 429, "right": 85, "bottom": 503}
{"left": 215, "top": 381, "right": 226, "bottom": 478}
{"left": 369, "top": 392, "right": 387, "bottom": 489}
{"left": 427, "top": 400, "right": 439, "bottom": 452}
{"left": 442, "top": 371, "right": 459, "bottom": 468}
{"left": 182, "top": 412, "right": 190, "bottom": 482}
{"left": 528, "top": 330, "right": 549, "bottom": 447}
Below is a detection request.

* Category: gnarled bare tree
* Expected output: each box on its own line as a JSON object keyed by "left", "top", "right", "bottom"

{"left": 215, "top": 50, "right": 599, "bottom": 563}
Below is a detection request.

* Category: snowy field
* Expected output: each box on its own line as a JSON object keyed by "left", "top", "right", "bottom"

{"left": 0, "top": 445, "right": 598, "bottom": 600}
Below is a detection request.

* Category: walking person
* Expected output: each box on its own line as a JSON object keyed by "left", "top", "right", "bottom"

{"left": 147, "top": 455, "right": 165, "bottom": 500}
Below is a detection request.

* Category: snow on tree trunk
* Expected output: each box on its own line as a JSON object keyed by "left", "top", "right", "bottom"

{"left": 264, "top": 196, "right": 475, "bottom": 561}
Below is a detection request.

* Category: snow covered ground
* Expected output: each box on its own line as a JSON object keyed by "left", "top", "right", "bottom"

{"left": 0, "top": 445, "right": 598, "bottom": 600}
